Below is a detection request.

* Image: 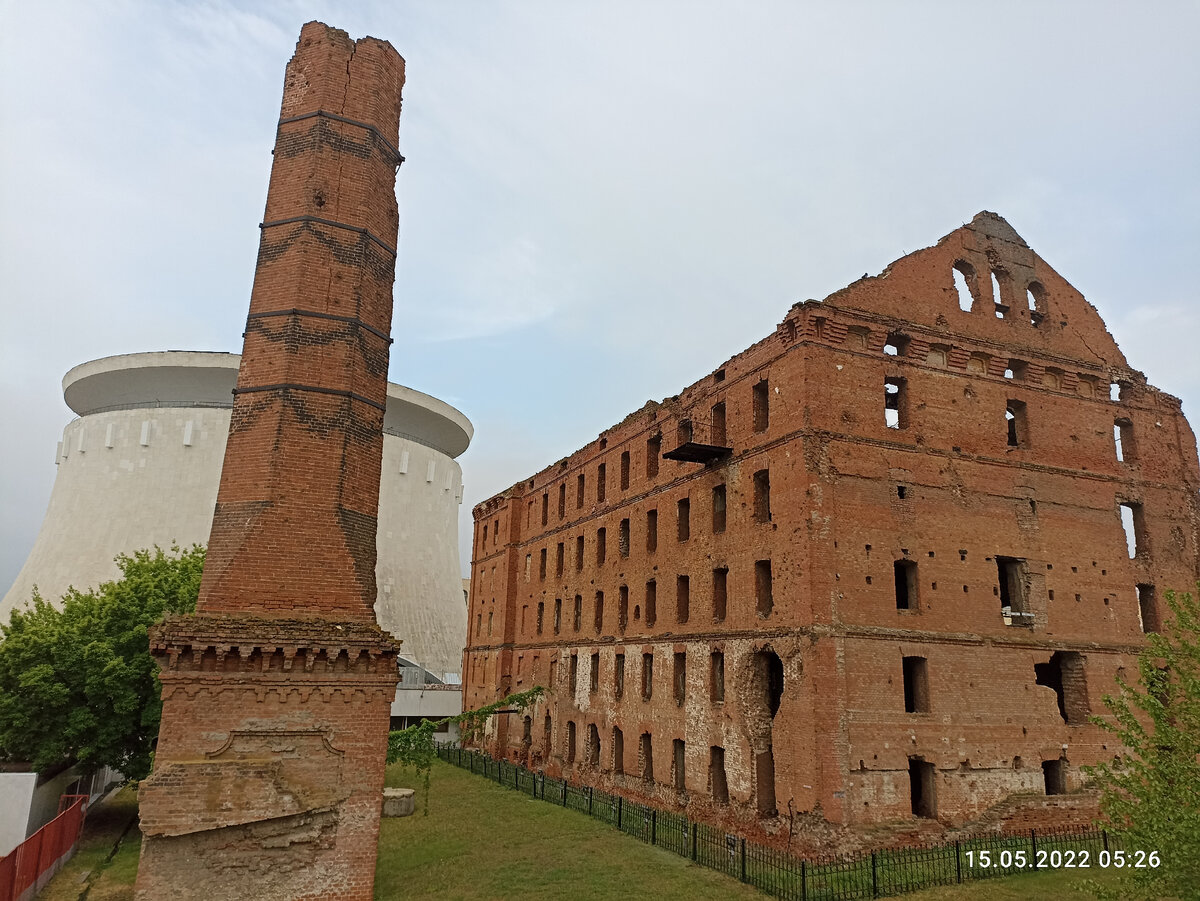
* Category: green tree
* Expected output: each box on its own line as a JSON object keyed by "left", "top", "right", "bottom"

{"left": 1085, "top": 585, "right": 1200, "bottom": 901}
{"left": 0, "top": 545, "right": 204, "bottom": 780}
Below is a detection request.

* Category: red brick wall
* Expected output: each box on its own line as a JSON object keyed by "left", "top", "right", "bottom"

{"left": 464, "top": 212, "right": 1200, "bottom": 845}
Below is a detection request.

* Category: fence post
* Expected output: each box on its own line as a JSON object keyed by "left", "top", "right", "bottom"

{"left": 691, "top": 823, "right": 698, "bottom": 861}
{"left": 871, "top": 851, "right": 878, "bottom": 897}
{"left": 563, "top": 778, "right": 568, "bottom": 807}
{"left": 801, "top": 860, "right": 807, "bottom": 901}
{"left": 955, "top": 840, "right": 962, "bottom": 883}
{"left": 652, "top": 809, "right": 657, "bottom": 845}
{"left": 588, "top": 786, "right": 594, "bottom": 817}
{"left": 617, "top": 796, "right": 623, "bottom": 830}
{"left": 1030, "top": 829, "right": 1038, "bottom": 870}
{"left": 740, "top": 837, "right": 747, "bottom": 883}
{"left": 1102, "top": 828, "right": 1109, "bottom": 853}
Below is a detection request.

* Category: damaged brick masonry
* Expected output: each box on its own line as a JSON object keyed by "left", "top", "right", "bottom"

{"left": 465, "top": 211, "right": 1200, "bottom": 851}
{"left": 135, "top": 22, "right": 405, "bottom": 901}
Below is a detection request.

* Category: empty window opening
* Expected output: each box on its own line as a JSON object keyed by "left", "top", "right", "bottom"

{"left": 613, "top": 727, "right": 625, "bottom": 775}
{"left": 554, "top": 598, "right": 562, "bottom": 634}
{"left": 1119, "top": 502, "right": 1146, "bottom": 558}
{"left": 640, "top": 733, "right": 654, "bottom": 782}
{"left": 752, "top": 379, "right": 769, "bottom": 432}
{"left": 576, "top": 535, "right": 584, "bottom": 571}
{"left": 712, "top": 483, "right": 727, "bottom": 533}
{"left": 556, "top": 542, "right": 565, "bottom": 577}
{"left": 597, "top": 463, "right": 606, "bottom": 502}
{"left": 991, "top": 270, "right": 1007, "bottom": 312}
{"left": 755, "top": 649, "right": 784, "bottom": 719}
{"left": 909, "top": 758, "right": 937, "bottom": 818}
{"left": 646, "top": 509, "right": 658, "bottom": 552}
{"left": 714, "top": 368, "right": 726, "bottom": 383}
{"left": 896, "top": 485, "right": 907, "bottom": 500}
{"left": 614, "top": 653, "right": 625, "bottom": 698}
{"left": 573, "top": 595, "right": 582, "bottom": 632}
{"left": 952, "top": 262, "right": 976, "bottom": 312}
{"left": 755, "top": 746, "right": 777, "bottom": 817}
{"left": 594, "top": 591, "right": 604, "bottom": 632}
{"left": 487, "top": 612, "right": 493, "bottom": 635}
{"left": 541, "top": 492, "right": 549, "bottom": 526}
{"left": 676, "top": 575, "right": 690, "bottom": 623}
{"left": 1042, "top": 758, "right": 1067, "bottom": 795}
{"left": 997, "top": 556, "right": 1030, "bottom": 620}
{"left": 558, "top": 483, "right": 566, "bottom": 518}
{"left": 1137, "top": 584, "right": 1159, "bottom": 633}
{"left": 539, "top": 548, "right": 547, "bottom": 580}
{"left": 884, "top": 332, "right": 910, "bottom": 357}
{"left": 673, "top": 739, "right": 686, "bottom": 791}
{"left": 536, "top": 602, "right": 544, "bottom": 634}
{"left": 620, "top": 451, "right": 630, "bottom": 490}
{"left": 1035, "top": 651, "right": 1090, "bottom": 724}
{"left": 710, "top": 747, "right": 729, "bottom": 804}
{"left": 522, "top": 715, "right": 532, "bottom": 745}
{"left": 902, "top": 656, "right": 930, "bottom": 713}
{"left": 619, "top": 518, "right": 630, "bottom": 557}
{"left": 884, "top": 378, "right": 907, "bottom": 429}
{"left": 524, "top": 553, "right": 532, "bottom": 582}
{"left": 576, "top": 472, "right": 585, "bottom": 508}
{"left": 710, "top": 650, "right": 725, "bottom": 702}
{"left": 753, "top": 469, "right": 772, "bottom": 522}
{"left": 1114, "top": 419, "right": 1135, "bottom": 463}
{"left": 1027, "top": 281, "right": 1046, "bottom": 326}
{"left": 550, "top": 659, "right": 558, "bottom": 687}
{"left": 677, "top": 420, "right": 692, "bottom": 445}
{"left": 673, "top": 652, "right": 687, "bottom": 705}
{"left": 597, "top": 527, "right": 607, "bottom": 565}
{"left": 543, "top": 714, "right": 552, "bottom": 754}
{"left": 475, "top": 612, "right": 481, "bottom": 636}
{"left": 569, "top": 654, "right": 578, "bottom": 693}
{"left": 590, "top": 653, "right": 599, "bottom": 692}
{"left": 567, "top": 721, "right": 577, "bottom": 764}
{"left": 645, "top": 580, "right": 657, "bottom": 627}
{"left": 647, "top": 434, "right": 661, "bottom": 479}
{"left": 642, "top": 653, "right": 654, "bottom": 700}
{"left": 1110, "top": 382, "right": 1121, "bottom": 402}
{"left": 712, "top": 567, "right": 728, "bottom": 622}
{"left": 677, "top": 497, "right": 691, "bottom": 541}
{"left": 756, "top": 560, "right": 774, "bottom": 617}
{"left": 894, "top": 559, "right": 918, "bottom": 610}
{"left": 711, "top": 402, "right": 727, "bottom": 446}
{"left": 482, "top": 524, "right": 488, "bottom": 547}
{"left": 1006, "top": 400, "right": 1027, "bottom": 448}
{"left": 618, "top": 585, "right": 629, "bottom": 633}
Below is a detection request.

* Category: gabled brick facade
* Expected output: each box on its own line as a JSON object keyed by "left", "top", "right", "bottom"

{"left": 464, "top": 212, "right": 1200, "bottom": 848}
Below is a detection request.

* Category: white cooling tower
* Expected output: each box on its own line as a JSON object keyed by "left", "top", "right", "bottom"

{"left": 1, "top": 351, "right": 472, "bottom": 683}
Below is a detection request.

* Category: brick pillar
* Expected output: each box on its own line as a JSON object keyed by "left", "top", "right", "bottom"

{"left": 135, "top": 23, "right": 405, "bottom": 901}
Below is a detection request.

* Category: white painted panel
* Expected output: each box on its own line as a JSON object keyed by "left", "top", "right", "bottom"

{"left": 182, "top": 421, "right": 194, "bottom": 446}
{"left": 104, "top": 423, "right": 114, "bottom": 448}
{"left": 399, "top": 450, "right": 409, "bottom": 474}
{"left": 426, "top": 460, "right": 435, "bottom": 483}
{"left": 139, "top": 421, "right": 151, "bottom": 446}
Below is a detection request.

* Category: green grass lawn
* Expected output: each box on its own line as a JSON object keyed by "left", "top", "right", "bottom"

{"left": 38, "top": 785, "right": 139, "bottom": 901}
{"left": 35, "top": 763, "right": 1132, "bottom": 901}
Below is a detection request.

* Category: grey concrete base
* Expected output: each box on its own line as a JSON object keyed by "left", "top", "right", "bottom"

{"left": 382, "top": 788, "right": 415, "bottom": 818}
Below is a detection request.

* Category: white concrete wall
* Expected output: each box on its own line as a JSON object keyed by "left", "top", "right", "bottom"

{"left": 1, "top": 354, "right": 472, "bottom": 683}
{"left": 0, "top": 771, "right": 37, "bottom": 857}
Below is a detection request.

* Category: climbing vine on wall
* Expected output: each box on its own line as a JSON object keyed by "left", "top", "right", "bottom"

{"left": 386, "top": 685, "right": 544, "bottom": 814}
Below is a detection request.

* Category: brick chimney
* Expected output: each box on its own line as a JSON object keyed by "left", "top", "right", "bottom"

{"left": 135, "top": 23, "right": 406, "bottom": 900}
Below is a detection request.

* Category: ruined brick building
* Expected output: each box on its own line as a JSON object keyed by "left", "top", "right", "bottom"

{"left": 464, "top": 212, "right": 1200, "bottom": 842}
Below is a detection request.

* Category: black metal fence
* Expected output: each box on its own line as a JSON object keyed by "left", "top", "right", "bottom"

{"left": 436, "top": 746, "right": 1121, "bottom": 900}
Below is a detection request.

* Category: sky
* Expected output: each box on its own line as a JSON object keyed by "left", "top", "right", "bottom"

{"left": 1, "top": 0, "right": 1198, "bottom": 596}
